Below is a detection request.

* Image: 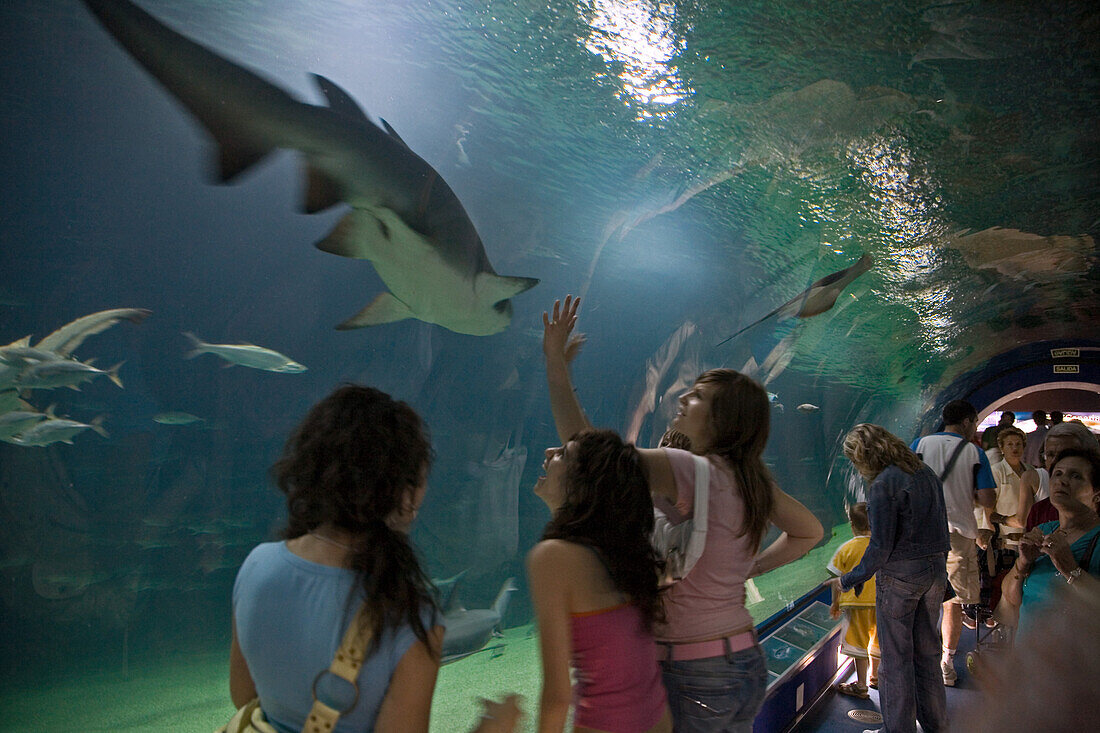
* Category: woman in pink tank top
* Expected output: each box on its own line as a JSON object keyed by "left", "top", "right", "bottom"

{"left": 540, "top": 296, "right": 824, "bottom": 733}
{"left": 528, "top": 429, "right": 673, "bottom": 733}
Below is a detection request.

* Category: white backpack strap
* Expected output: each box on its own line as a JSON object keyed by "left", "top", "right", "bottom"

{"left": 680, "top": 454, "right": 710, "bottom": 576}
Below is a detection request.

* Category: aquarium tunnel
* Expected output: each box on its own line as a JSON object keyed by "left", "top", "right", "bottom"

{"left": 1, "top": 0, "right": 1097, "bottom": 730}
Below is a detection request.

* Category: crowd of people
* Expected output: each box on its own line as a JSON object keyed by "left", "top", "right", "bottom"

{"left": 219, "top": 295, "right": 1099, "bottom": 733}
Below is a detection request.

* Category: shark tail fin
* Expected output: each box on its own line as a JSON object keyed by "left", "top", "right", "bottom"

{"left": 490, "top": 577, "right": 517, "bottom": 621}
{"left": 106, "top": 362, "right": 125, "bottom": 389}
{"left": 3, "top": 335, "right": 32, "bottom": 349}
{"left": 182, "top": 332, "right": 206, "bottom": 359}
{"left": 475, "top": 274, "right": 540, "bottom": 304}
{"left": 336, "top": 293, "right": 414, "bottom": 330}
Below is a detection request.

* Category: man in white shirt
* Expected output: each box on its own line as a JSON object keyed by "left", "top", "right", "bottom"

{"left": 911, "top": 400, "right": 996, "bottom": 687}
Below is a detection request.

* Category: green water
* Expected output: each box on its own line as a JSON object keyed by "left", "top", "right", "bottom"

{"left": 0, "top": 525, "right": 851, "bottom": 732}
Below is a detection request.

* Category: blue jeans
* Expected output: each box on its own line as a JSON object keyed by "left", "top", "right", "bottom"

{"left": 876, "top": 555, "right": 949, "bottom": 733}
{"left": 659, "top": 643, "right": 767, "bottom": 733}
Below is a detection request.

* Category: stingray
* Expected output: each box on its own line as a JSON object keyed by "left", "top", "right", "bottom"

{"left": 717, "top": 253, "right": 872, "bottom": 347}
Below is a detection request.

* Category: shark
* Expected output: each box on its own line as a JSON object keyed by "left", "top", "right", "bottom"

{"left": 81, "top": 0, "right": 539, "bottom": 336}
{"left": 440, "top": 577, "right": 517, "bottom": 664}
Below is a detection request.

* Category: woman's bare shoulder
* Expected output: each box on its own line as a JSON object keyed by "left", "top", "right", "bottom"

{"left": 527, "top": 538, "right": 590, "bottom": 568}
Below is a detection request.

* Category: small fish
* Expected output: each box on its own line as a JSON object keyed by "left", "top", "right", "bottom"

{"left": 0, "top": 342, "right": 64, "bottom": 366}
{"left": 0, "top": 407, "right": 51, "bottom": 440}
{"left": 8, "top": 415, "right": 109, "bottom": 447}
{"left": 153, "top": 411, "right": 204, "bottom": 425}
{"left": 183, "top": 333, "right": 306, "bottom": 373}
{"left": 16, "top": 359, "right": 124, "bottom": 390}
{"left": 797, "top": 403, "right": 821, "bottom": 414}
{"left": 767, "top": 392, "right": 785, "bottom": 413}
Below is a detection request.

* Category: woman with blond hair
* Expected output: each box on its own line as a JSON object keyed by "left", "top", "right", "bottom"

{"left": 830, "top": 424, "right": 951, "bottom": 733}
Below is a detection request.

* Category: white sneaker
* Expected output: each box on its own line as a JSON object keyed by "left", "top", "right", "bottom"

{"left": 941, "top": 658, "right": 957, "bottom": 686}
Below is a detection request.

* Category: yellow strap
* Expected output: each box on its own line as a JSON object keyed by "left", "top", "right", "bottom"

{"left": 302, "top": 603, "right": 372, "bottom": 733}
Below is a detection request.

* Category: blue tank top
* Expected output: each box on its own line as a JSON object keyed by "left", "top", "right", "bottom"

{"left": 232, "top": 542, "right": 437, "bottom": 733}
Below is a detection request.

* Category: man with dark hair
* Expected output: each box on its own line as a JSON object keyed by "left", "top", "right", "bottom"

{"left": 1023, "top": 410, "right": 1048, "bottom": 467}
{"left": 1050, "top": 411, "right": 1064, "bottom": 426}
{"left": 912, "top": 400, "right": 996, "bottom": 687}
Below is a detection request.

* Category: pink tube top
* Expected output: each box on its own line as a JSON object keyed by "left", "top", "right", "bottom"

{"left": 570, "top": 602, "right": 666, "bottom": 733}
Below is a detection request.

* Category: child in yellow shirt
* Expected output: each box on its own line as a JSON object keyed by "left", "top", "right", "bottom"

{"left": 827, "top": 502, "right": 880, "bottom": 698}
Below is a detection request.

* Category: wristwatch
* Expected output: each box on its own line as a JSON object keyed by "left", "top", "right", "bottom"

{"left": 1066, "top": 567, "right": 1083, "bottom": 584}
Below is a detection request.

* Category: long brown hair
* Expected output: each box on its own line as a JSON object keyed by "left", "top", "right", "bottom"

{"left": 273, "top": 384, "right": 437, "bottom": 656}
{"left": 694, "top": 368, "right": 775, "bottom": 551}
{"left": 542, "top": 429, "right": 665, "bottom": 629}
{"left": 843, "top": 423, "right": 923, "bottom": 480}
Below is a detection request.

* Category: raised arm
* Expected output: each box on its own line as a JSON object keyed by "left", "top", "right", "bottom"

{"left": 543, "top": 296, "right": 592, "bottom": 443}
{"left": 750, "top": 487, "right": 824, "bottom": 578}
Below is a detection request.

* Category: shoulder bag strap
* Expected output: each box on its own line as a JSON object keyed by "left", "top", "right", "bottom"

{"left": 680, "top": 454, "right": 710, "bottom": 575}
{"left": 938, "top": 436, "right": 971, "bottom": 483}
{"left": 303, "top": 603, "right": 374, "bottom": 733}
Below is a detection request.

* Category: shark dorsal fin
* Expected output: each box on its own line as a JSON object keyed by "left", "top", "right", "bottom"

{"left": 380, "top": 118, "right": 410, "bottom": 147}
{"left": 311, "top": 74, "right": 370, "bottom": 124}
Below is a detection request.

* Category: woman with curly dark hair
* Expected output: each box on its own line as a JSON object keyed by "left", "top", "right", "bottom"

{"left": 228, "top": 384, "right": 519, "bottom": 733}
{"left": 528, "top": 428, "right": 672, "bottom": 733}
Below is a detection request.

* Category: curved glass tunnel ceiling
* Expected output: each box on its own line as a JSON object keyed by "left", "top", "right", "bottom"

{"left": 0, "top": 0, "right": 1097, "bottom": 726}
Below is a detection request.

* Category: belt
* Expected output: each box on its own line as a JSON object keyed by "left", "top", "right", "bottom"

{"left": 658, "top": 629, "right": 757, "bottom": 662}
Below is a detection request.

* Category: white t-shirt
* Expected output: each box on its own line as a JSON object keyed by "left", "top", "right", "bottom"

{"left": 1035, "top": 467, "right": 1050, "bottom": 502}
{"left": 912, "top": 432, "right": 996, "bottom": 539}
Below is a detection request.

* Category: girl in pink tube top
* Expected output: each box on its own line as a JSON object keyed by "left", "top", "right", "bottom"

{"left": 528, "top": 429, "right": 672, "bottom": 733}
{"left": 540, "top": 296, "right": 824, "bottom": 733}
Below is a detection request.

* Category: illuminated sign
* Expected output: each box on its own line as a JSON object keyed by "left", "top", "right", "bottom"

{"left": 1053, "top": 364, "right": 1080, "bottom": 374}
{"left": 1051, "top": 348, "right": 1080, "bottom": 358}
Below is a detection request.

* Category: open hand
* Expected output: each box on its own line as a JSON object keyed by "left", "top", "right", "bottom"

{"left": 543, "top": 295, "right": 581, "bottom": 361}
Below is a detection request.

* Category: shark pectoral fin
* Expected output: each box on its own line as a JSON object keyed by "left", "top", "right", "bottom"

{"left": 474, "top": 273, "right": 540, "bottom": 303}
{"left": 336, "top": 293, "right": 414, "bottom": 330}
{"left": 304, "top": 165, "right": 344, "bottom": 213}
{"left": 315, "top": 210, "right": 391, "bottom": 260}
